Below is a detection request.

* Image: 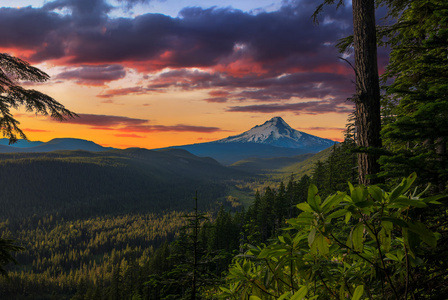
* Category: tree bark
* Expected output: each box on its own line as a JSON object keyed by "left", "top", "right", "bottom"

{"left": 352, "top": 0, "right": 382, "bottom": 185}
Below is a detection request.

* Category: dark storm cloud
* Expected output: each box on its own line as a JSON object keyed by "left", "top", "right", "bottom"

{"left": 0, "top": 0, "right": 353, "bottom": 68}
{"left": 115, "top": 0, "right": 157, "bottom": 10}
{"left": 0, "top": 0, "right": 381, "bottom": 108}
{"left": 56, "top": 65, "right": 126, "bottom": 85}
{"left": 140, "top": 68, "right": 354, "bottom": 105}
{"left": 42, "top": 0, "right": 112, "bottom": 26}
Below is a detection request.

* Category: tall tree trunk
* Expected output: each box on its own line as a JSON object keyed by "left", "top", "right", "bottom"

{"left": 352, "top": 0, "right": 382, "bottom": 185}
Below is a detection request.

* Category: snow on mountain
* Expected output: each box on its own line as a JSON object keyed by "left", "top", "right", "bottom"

{"left": 216, "top": 116, "right": 335, "bottom": 149}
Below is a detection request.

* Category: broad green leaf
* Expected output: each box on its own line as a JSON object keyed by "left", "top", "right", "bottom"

{"left": 385, "top": 253, "right": 399, "bottom": 261}
{"left": 307, "top": 184, "right": 320, "bottom": 212}
{"left": 368, "top": 185, "right": 383, "bottom": 202}
{"left": 351, "top": 186, "right": 366, "bottom": 203}
{"left": 390, "top": 173, "right": 416, "bottom": 202}
{"left": 351, "top": 285, "right": 364, "bottom": 300}
{"left": 291, "top": 286, "right": 308, "bottom": 300}
{"left": 379, "top": 222, "right": 392, "bottom": 252}
{"left": 308, "top": 228, "right": 317, "bottom": 247}
{"left": 345, "top": 211, "right": 352, "bottom": 224}
{"left": 339, "top": 285, "right": 346, "bottom": 300}
{"left": 278, "top": 235, "right": 285, "bottom": 244}
{"left": 422, "top": 194, "right": 444, "bottom": 204}
{"left": 327, "top": 209, "right": 348, "bottom": 220}
{"left": 283, "top": 233, "right": 292, "bottom": 245}
{"left": 322, "top": 192, "right": 345, "bottom": 213}
{"left": 351, "top": 224, "right": 364, "bottom": 252}
{"left": 353, "top": 200, "right": 374, "bottom": 208}
{"left": 317, "top": 234, "right": 330, "bottom": 256}
{"left": 278, "top": 292, "right": 290, "bottom": 300}
{"left": 297, "top": 202, "right": 313, "bottom": 212}
{"left": 381, "top": 217, "right": 408, "bottom": 228}
{"left": 407, "top": 220, "right": 437, "bottom": 247}
{"left": 396, "top": 249, "right": 404, "bottom": 261}
{"left": 296, "top": 212, "right": 314, "bottom": 225}
{"left": 348, "top": 181, "right": 355, "bottom": 194}
{"left": 390, "top": 196, "right": 427, "bottom": 208}
{"left": 249, "top": 295, "right": 262, "bottom": 300}
{"left": 310, "top": 237, "right": 318, "bottom": 255}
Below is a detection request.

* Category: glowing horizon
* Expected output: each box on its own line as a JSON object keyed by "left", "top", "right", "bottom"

{"left": 1, "top": 0, "right": 387, "bottom": 149}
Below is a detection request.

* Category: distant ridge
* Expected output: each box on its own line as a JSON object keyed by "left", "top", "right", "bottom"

{"left": 0, "top": 138, "right": 116, "bottom": 153}
{"left": 163, "top": 117, "right": 336, "bottom": 165}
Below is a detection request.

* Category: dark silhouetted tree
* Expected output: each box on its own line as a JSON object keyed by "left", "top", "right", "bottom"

{"left": 0, "top": 53, "right": 77, "bottom": 143}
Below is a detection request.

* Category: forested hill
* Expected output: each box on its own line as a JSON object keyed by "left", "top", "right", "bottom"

{"left": 0, "top": 148, "right": 252, "bottom": 222}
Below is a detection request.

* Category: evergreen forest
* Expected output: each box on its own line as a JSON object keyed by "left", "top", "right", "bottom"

{"left": 1, "top": 0, "right": 448, "bottom": 299}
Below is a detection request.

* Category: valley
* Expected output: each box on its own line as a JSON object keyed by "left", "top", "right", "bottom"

{"left": 0, "top": 117, "right": 338, "bottom": 299}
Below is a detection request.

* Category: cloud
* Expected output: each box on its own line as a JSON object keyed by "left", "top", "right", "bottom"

{"left": 297, "top": 126, "right": 345, "bottom": 131}
{"left": 59, "top": 113, "right": 148, "bottom": 127}
{"left": 52, "top": 113, "right": 223, "bottom": 133}
{"left": 227, "top": 100, "right": 353, "bottom": 115}
{"left": 56, "top": 64, "right": 126, "bottom": 85}
{"left": 204, "top": 97, "right": 228, "bottom": 103}
{"left": 0, "top": 0, "right": 387, "bottom": 110}
{"left": 1, "top": 0, "right": 353, "bottom": 70}
{"left": 142, "top": 68, "right": 354, "bottom": 105}
{"left": 115, "top": 0, "right": 155, "bottom": 10}
{"left": 23, "top": 128, "right": 51, "bottom": 132}
{"left": 118, "top": 124, "right": 223, "bottom": 133}
{"left": 114, "top": 133, "right": 146, "bottom": 138}
{"left": 97, "top": 86, "right": 153, "bottom": 98}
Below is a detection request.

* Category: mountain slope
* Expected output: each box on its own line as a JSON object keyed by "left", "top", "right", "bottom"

{"left": 0, "top": 148, "right": 252, "bottom": 222}
{"left": 0, "top": 138, "right": 115, "bottom": 153}
{"left": 166, "top": 117, "right": 336, "bottom": 165}
{"left": 229, "top": 153, "right": 315, "bottom": 174}
{"left": 0, "top": 138, "right": 44, "bottom": 148}
{"left": 217, "top": 116, "right": 334, "bottom": 149}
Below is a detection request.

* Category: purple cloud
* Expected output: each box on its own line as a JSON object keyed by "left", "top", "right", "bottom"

{"left": 56, "top": 65, "right": 126, "bottom": 85}
{"left": 59, "top": 113, "right": 148, "bottom": 126}
{"left": 119, "top": 124, "right": 223, "bottom": 133}
{"left": 227, "top": 100, "right": 353, "bottom": 115}
{"left": 0, "top": 0, "right": 389, "bottom": 115}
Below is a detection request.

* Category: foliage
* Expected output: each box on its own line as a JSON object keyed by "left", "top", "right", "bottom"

{"left": 378, "top": 0, "right": 448, "bottom": 191}
{"left": 0, "top": 212, "right": 187, "bottom": 299}
{"left": 0, "top": 53, "right": 76, "bottom": 143}
{"left": 218, "top": 173, "right": 445, "bottom": 299}
{"left": 0, "top": 149, "right": 241, "bottom": 222}
{"left": 0, "top": 238, "right": 24, "bottom": 278}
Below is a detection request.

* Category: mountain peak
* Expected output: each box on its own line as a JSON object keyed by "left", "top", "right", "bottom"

{"left": 215, "top": 117, "right": 335, "bottom": 149}
{"left": 266, "top": 116, "right": 287, "bottom": 124}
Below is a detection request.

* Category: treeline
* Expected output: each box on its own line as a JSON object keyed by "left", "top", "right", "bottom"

{"left": 0, "top": 139, "right": 357, "bottom": 299}
{"left": 0, "top": 212, "right": 188, "bottom": 299}
{"left": 0, "top": 149, "right": 245, "bottom": 223}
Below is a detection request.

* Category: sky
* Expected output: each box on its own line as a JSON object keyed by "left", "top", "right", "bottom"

{"left": 0, "top": 0, "right": 389, "bottom": 149}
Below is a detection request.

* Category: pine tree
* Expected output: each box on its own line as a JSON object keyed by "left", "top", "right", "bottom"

{"left": 0, "top": 53, "right": 76, "bottom": 143}
{"left": 0, "top": 238, "right": 24, "bottom": 277}
{"left": 379, "top": 0, "right": 448, "bottom": 192}
{"left": 313, "top": 1, "right": 382, "bottom": 185}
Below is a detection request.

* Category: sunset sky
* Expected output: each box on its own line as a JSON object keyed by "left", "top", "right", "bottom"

{"left": 1, "top": 0, "right": 389, "bottom": 149}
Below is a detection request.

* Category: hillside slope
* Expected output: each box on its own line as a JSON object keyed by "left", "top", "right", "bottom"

{"left": 0, "top": 148, "right": 251, "bottom": 222}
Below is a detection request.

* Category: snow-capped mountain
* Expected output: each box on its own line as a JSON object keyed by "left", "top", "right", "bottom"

{"left": 163, "top": 117, "right": 337, "bottom": 165}
{"left": 216, "top": 116, "right": 334, "bottom": 149}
